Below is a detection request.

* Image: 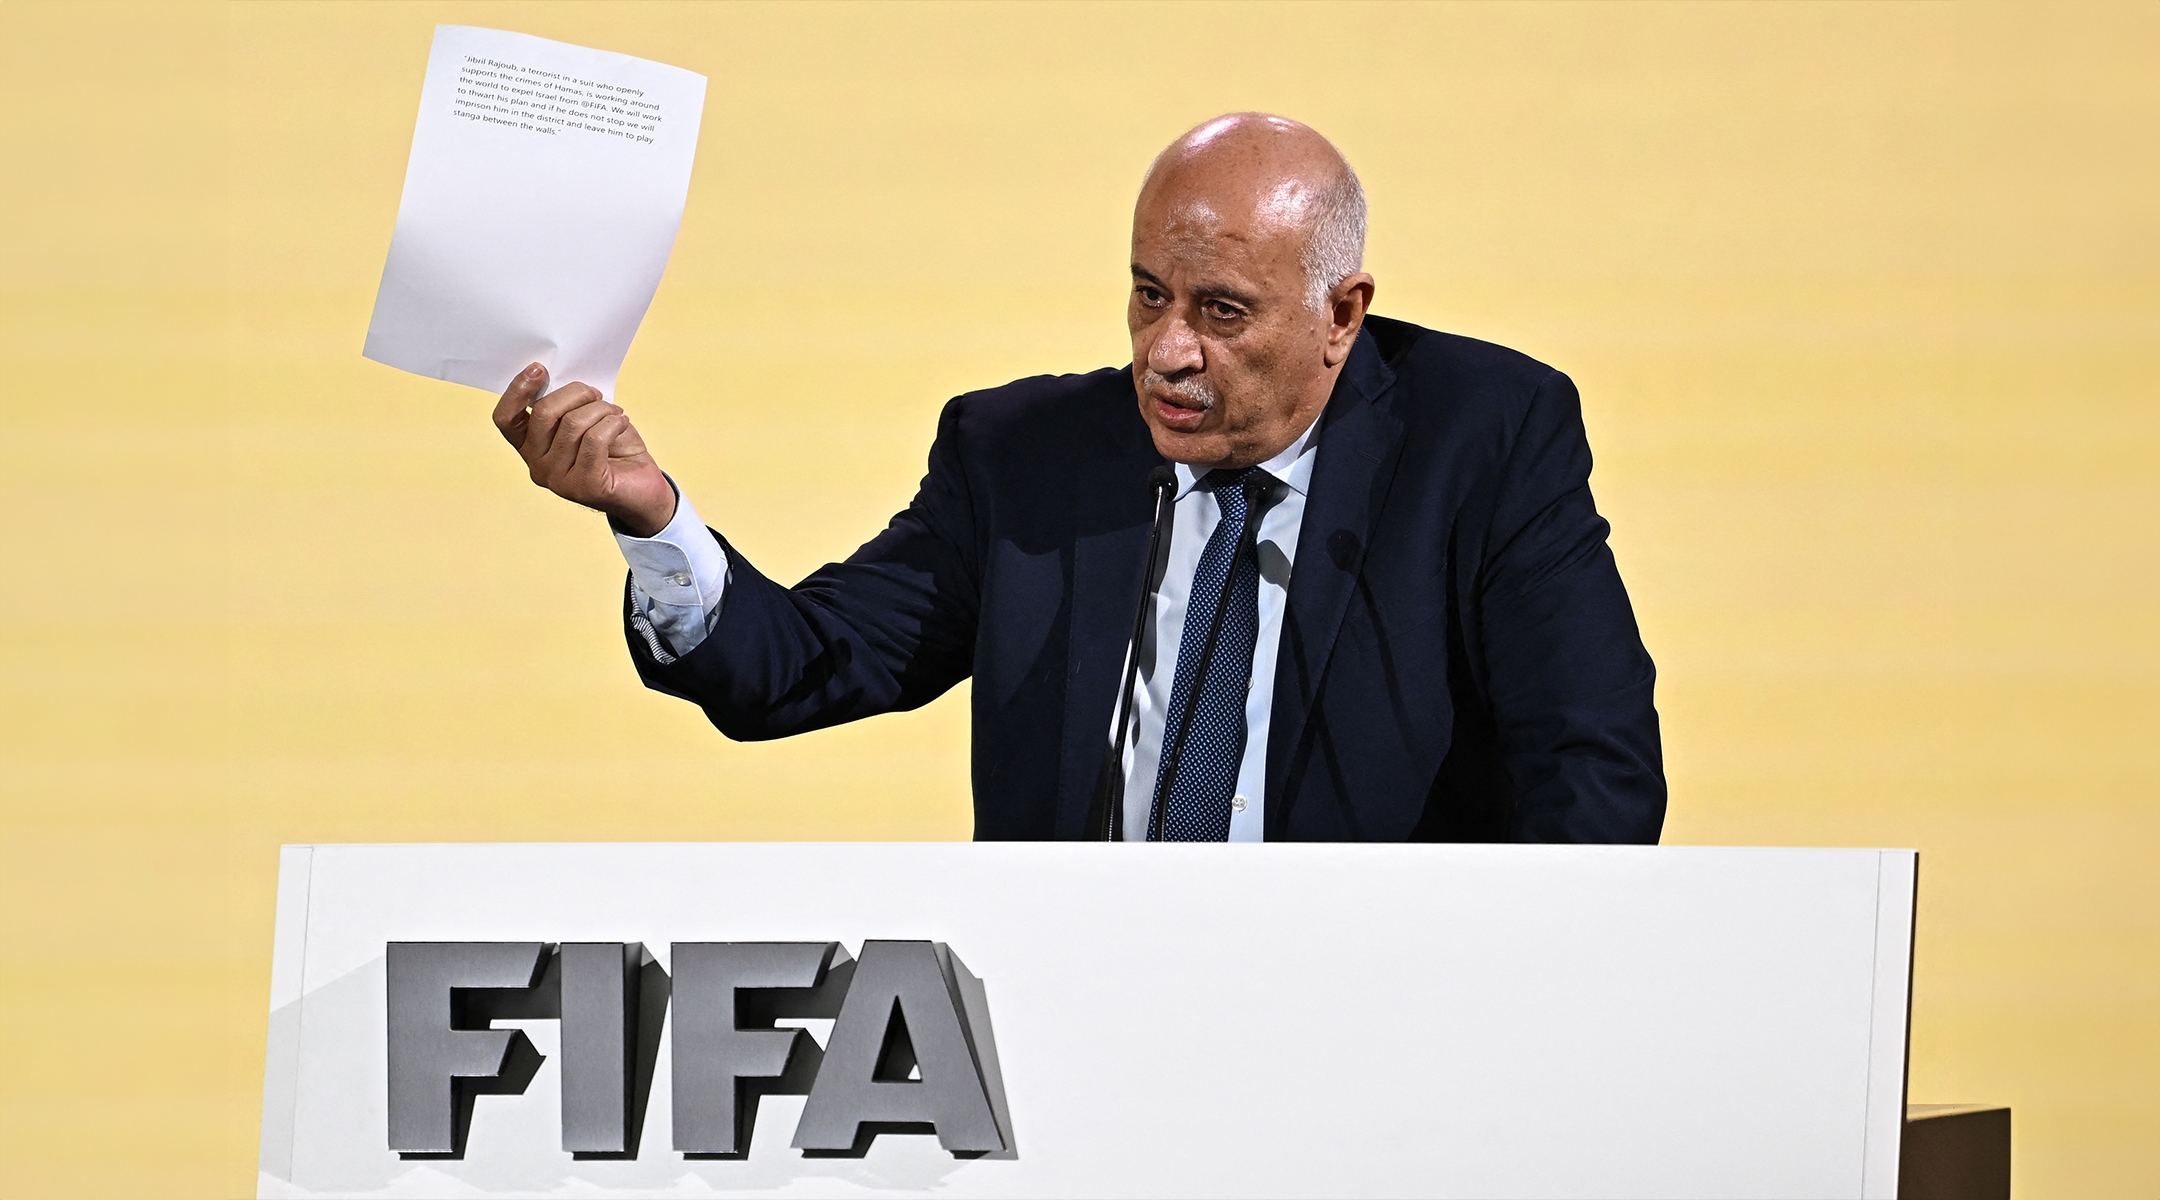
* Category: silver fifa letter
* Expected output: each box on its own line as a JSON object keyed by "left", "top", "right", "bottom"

{"left": 385, "top": 941, "right": 549, "bottom": 1155}
{"left": 793, "top": 941, "right": 1005, "bottom": 1155}
{"left": 559, "top": 942, "right": 642, "bottom": 1154}
{"left": 671, "top": 942, "right": 845, "bottom": 1154}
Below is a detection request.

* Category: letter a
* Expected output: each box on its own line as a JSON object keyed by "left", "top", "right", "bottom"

{"left": 793, "top": 941, "right": 1004, "bottom": 1155}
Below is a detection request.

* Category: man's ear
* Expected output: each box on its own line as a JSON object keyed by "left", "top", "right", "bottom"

{"left": 1323, "top": 273, "right": 1376, "bottom": 367}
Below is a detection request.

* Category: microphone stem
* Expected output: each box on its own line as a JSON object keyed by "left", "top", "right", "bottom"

{"left": 1095, "top": 473, "right": 1176, "bottom": 841}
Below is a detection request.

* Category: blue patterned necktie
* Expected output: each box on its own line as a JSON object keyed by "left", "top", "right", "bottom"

{"left": 1150, "top": 468, "right": 1270, "bottom": 842}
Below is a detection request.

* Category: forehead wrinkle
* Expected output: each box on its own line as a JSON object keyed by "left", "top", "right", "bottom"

{"left": 1148, "top": 223, "right": 1266, "bottom": 283}
{"left": 1145, "top": 174, "right": 1315, "bottom": 253}
{"left": 1150, "top": 203, "right": 1247, "bottom": 263}
{"left": 1154, "top": 188, "right": 1294, "bottom": 247}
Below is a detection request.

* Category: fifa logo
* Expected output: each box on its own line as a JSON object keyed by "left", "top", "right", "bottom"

{"left": 386, "top": 940, "right": 1009, "bottom": 1159}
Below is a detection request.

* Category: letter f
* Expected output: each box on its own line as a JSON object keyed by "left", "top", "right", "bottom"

{"left": 385, "top": 942, "right": 549, "bottom": 1155}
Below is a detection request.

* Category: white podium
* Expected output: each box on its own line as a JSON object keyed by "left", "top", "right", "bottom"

{"left": 258, "top": 843, "right": 1915, "bottom": 1198}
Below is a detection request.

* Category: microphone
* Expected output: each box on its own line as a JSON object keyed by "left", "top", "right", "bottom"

{"left": 1089, "top": 465, "right": 1179, "bottom": 841}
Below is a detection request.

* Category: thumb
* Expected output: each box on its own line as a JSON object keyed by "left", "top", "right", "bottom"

{"left": 492, "top": 362, "right": 548, "bottom": 449}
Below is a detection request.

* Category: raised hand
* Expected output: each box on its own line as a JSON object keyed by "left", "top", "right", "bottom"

{"left": 492, "top": 363, "right": 677, "bottom": 537}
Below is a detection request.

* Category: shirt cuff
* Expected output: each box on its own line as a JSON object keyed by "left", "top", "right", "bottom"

{"left": 615, "top": 479, "right": 728, "bottom": 658}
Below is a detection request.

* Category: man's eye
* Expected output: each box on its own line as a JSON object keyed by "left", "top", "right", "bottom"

{"left": 1204, "top": 302, "right": 1243, "bottom": 320}
{"left": 1135, "top": 286, "right": 1167, "bottom": 306}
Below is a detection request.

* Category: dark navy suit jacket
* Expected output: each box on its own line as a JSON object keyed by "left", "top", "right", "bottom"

{"left": 626, "top": 316, "right": 1665, "bottom": 842}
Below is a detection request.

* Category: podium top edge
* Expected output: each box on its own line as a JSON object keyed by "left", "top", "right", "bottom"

{"left": 275, "top": 841, "right": 1920, "bottom": 854}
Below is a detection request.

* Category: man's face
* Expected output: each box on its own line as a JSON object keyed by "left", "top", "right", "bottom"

{"left": 1127, "top": 181, "right": 1336, "bottom": 469}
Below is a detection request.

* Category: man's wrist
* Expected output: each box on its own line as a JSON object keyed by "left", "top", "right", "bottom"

{"left": 605, "top": 485, "right": 677, "bottom": 539}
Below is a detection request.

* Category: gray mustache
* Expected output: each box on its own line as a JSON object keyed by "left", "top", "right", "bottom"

{"left": 1143, "top": 370, "right": 1217, "bottom": 410}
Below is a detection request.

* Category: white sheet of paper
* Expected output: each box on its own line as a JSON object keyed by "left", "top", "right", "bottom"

{"left": 361, "top": 26, "right": 706, "bottom": 398}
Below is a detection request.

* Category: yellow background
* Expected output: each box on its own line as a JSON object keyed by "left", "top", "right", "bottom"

{"left": 2, "top": 2, "right": 2154, "bottom": 1195}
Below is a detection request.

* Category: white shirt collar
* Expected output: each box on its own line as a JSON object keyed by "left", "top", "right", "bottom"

{"left": 1170, "top": 412, "right": 1323, "bottom": 501}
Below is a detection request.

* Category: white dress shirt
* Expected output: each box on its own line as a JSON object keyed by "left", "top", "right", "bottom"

{"left": 615, "top": 479, "right": 729, "bottom": 667}
{"left": 614, "top": 418, "right": 1320, "bottom": 842}
{"left": 1108, "top": 420, "right": 1319, "bottom": 842}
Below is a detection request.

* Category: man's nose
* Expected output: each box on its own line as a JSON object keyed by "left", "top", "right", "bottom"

{"left": 1148, "top": 315, "right": 1204, "bottom": 376}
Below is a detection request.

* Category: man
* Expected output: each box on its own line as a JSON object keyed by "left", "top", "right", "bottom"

{"left": 492, "top": 113, "right": 1664, "bottom": 843}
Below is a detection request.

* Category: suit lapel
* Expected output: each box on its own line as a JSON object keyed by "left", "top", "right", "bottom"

{"left": 1264, "top": 331, "right": 1404, "bottom": 839}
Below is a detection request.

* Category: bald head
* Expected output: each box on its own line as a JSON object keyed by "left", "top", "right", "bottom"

{"left": 1126, "top": 114, "right": 1377, "bottom": 469}
{"left": 1141, "top": 114, "right": 1367, "bottom": 312}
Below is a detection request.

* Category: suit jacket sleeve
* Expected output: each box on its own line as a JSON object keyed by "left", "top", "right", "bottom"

{"left": 623, "top": 397, "right": 982, "bottom": 740}
{"left": 1481, "top": 369, "right": 1666, "bottom": 842}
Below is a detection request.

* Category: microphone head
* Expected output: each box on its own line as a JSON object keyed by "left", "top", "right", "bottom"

{"left": 1146, "top": 464, "right": 1178, "bottom": 494}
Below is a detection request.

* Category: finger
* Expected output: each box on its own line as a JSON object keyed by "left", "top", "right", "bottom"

{"left": 522, "top": 382, "right": 607, "bottom": 468}
{"left": 577, "top": 414, "right": 674, "bottom": 534}
{"left": 538, "top": 399, "right": 622, "bottom": 485}
{"left": 571, "top": 411, "right": 631, "bottom": 485}
{"left": 492, "top": 363, "right": 548, "bottom": 448}
{"left": 603, "top": 410, "right": 651, "bottom": 461}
